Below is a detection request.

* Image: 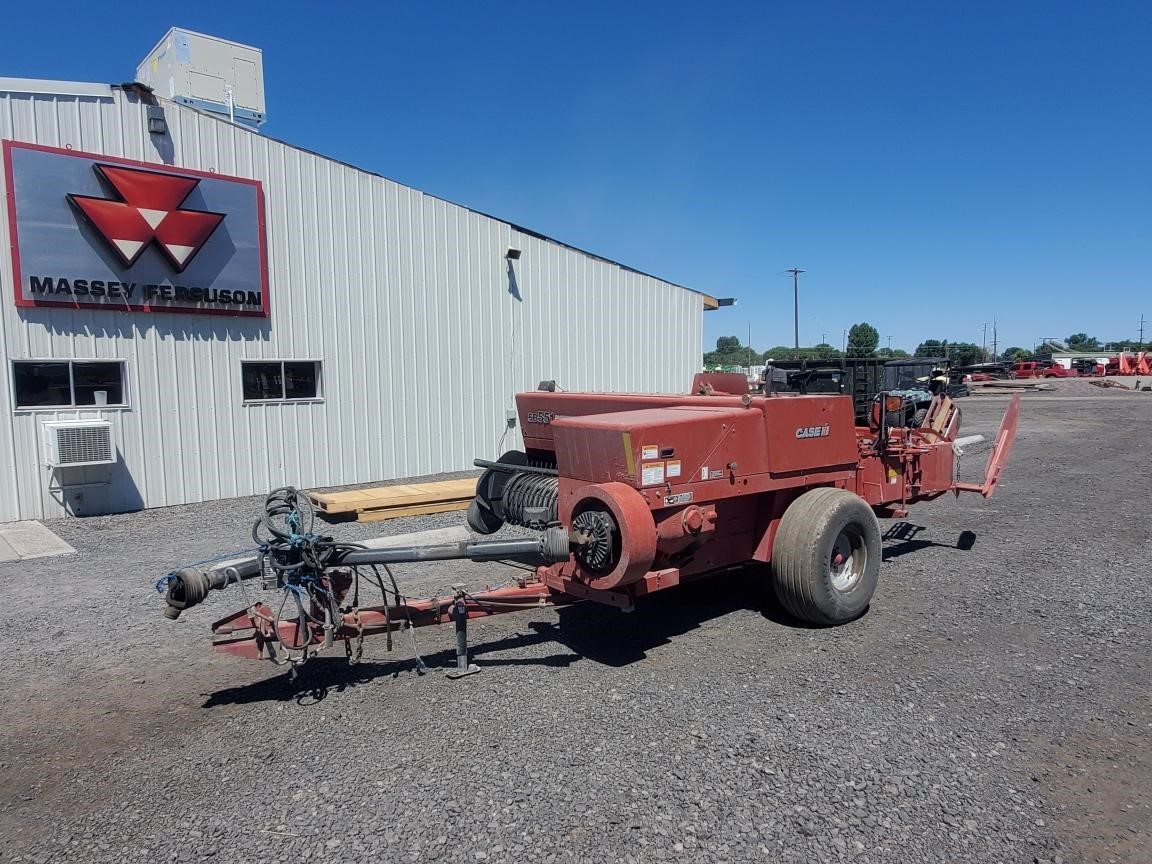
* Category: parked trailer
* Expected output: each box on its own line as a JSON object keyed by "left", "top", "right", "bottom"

{"left": 765, "top": 358, "right": 967, "bottom": 426}
{"left": 161, "top": 381, "right": 1020, "bottom": 677}
{"left": 760, "top": 357, "right": 887, "bottom": 422}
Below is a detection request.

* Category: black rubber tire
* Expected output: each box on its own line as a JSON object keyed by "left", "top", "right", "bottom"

{"left": 771, "top": 487, "right": 881, "bottom": 625}
{"left": 911, "top": 407, "right": 929, "bottom": 427}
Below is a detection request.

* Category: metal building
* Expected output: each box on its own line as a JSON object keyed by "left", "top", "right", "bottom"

{"left": 0, "top": 78, "right": 710, "bottom": 521}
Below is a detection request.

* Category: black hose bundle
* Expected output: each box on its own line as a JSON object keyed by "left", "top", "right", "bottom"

{"left": 250, "top": 487, "right": 426, "bottom": 670}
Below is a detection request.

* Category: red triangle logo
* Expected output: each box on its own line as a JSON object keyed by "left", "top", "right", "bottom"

{"left": 69, "top": 164, "right": 225, "bottom": 272}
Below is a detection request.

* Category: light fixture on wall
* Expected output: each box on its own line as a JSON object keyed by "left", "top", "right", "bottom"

{"left": 505, "top": 246, "right": 521, "bottom": 260}
{"left": 146, "top": 105, "right": 168, "bottom": 136}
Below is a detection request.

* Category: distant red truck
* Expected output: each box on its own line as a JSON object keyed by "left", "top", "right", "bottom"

{"left": 1010, "top": 362, "right": 1045, "bottom": 379}
{"left": 1010, "top": 361, "right": 1081, "bottom": 379}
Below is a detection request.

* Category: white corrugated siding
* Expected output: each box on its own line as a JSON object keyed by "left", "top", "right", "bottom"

{"left": 0, "top": 86, "right": 704, "bottom": 520}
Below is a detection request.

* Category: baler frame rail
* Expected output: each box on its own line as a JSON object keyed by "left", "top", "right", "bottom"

{"left": 210, "top": 577, "right": 582, "bottom": 669}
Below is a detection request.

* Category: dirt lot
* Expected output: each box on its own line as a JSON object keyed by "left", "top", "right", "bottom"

{"left": 1, "top": 393, "right": 1149, "bottom": 863}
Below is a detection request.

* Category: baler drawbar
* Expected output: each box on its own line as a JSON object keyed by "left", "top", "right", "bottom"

{"left": 160, "top": 382, "right": 1021, "bottom": 677}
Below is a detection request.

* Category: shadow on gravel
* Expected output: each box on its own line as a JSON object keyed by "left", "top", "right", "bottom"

{"left": 881, "top": 522, "right": 977, "bottom": 561}
{"left": 554, "top": 567, "right": 835, "bottom": 661}
{"left": 201, "top": 627, "right": 581, "bottom": 707}
{"left": 201, "top": 554, "right": 936, "bottom": 702}
{"left": 201, "top": 571, "right": 793, "bottom": 702}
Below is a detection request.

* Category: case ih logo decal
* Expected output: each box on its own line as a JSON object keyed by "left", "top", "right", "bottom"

{"left": 68, "top": 165, "right": 225, "bottom": 272}
{"left": 795, "top": 424, "right": 831, "bottom": 439}
{"left": 3, "top": 140, "right": 268, "bottom": 316}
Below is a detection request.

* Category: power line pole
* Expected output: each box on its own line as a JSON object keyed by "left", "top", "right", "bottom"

{"left": 1140, "top": 314, "right": 1146, "bottom": 350}
{"left": 992, "top": 319, "right": 998, "bottom": 360}
{"left": 785, "top": 268, "right": 805, "bottom": 354}
{"left": 747, "top": 320, "right": 753, "bottom": 377}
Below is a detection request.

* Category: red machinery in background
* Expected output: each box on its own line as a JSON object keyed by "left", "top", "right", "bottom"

{"left": 1113, "top": 352, "right": 1151, "bottom": 376}
{"left": 162, "top": 378, "right": 1020, "bottom": 677}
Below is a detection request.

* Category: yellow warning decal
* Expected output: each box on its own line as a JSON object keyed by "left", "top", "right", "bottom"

{"left": 622, "top": 431, "right": 635, "bottom": 476}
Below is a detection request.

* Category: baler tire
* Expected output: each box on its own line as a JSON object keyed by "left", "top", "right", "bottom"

{"left": 911, "top": 407, "right": 929, "bottom": 428}
{"left": 771, "top": 487, "right": 881, "bottom": 626}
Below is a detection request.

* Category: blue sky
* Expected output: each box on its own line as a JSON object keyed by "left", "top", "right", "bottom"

{"left": 5, "top": 1, "right": 1149, "bottom": 354}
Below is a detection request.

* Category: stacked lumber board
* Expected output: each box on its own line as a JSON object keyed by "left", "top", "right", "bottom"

{"left": 308, "top": 478, "right": 478, "bottom": 523}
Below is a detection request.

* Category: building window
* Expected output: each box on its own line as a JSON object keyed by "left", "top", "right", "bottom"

{"left": 13, "top": 361, "right": 126, "bottom": 408}
{"left": 242, "top": 361, "right": 321, "bottom": 401}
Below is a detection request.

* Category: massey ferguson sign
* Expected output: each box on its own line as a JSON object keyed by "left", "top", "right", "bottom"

{"left": 3, "top": 141, "right": 268, "bottom": 316}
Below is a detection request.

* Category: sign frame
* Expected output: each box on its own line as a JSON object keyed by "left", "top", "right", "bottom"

{"left": 3, "top": 139, "right": 270, "bottom": 317}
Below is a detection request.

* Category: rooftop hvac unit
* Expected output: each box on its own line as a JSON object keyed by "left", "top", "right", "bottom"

{"left": 41, "top": 421, "right": 116, "bottom": 468}
{"left": 136, "top": 27, "right": 266, "bottom": 127}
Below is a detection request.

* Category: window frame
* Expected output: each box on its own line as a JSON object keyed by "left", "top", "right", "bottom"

{"left": 12, "top": 359, "right": 130, "bottom": 412}
{"left": 241, "top": 359, "right": 324, "bottom": 404}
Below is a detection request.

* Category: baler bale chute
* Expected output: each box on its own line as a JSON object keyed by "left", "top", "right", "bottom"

{"left": 159, "top": 377, "right": 1021, "bottom": 677}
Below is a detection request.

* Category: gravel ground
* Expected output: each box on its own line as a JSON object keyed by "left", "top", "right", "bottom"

{"left": 971, "top": 377, "right": 1152, "bottom": 397}
{"left": 1, "top": 396, "right": 1149, "bottom": 864}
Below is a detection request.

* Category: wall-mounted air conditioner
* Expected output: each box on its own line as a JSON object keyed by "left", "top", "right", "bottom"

{"left": 41, "top": 421, "right": 116, "bottom": 468}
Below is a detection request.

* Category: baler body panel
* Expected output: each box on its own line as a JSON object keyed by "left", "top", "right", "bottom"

{"left": 518, "top": 391, "right": 755, "bottom": 453}
{"left": 756, "top": 395, "right": 859, "bottom": 475}
{"left": 551, "top": 406, "right": 759, "bottom": 487}
{"left": 523, "top": 391, "right": 859, "bottom": 479}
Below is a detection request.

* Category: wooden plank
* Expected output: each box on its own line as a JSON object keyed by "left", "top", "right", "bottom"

{"left": 308, "top": 478, "right": 477, "bottom": 514}
{"left": 331, "top": 479, "right": 476, "bottom": 504}
{"left": 353, "top": 499, "right": 472, "bottom": 522}
{"left": 312, "top": 484, "right": 439, "bottom": 508}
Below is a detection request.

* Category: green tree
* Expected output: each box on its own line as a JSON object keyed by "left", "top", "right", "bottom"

{"left": 810, "top": 342, "right": 843, "bottom": 359}
{"left": 914, "top": 339, "right": 945, "bottom": 357}
{"left": 1000, "top": 346, "right": 1029, "bottom": 361}
{"left": 948, "top": 342, "right": 984, "bottom": 367}
{"left": 876, "top": 347, "right": 910, "bottom": 359}
{"left": 762, "top": 345, "right": 796, "bottom": 361}
{"left": 846, "top": 322, "right": 879, "bottom": 357}
{"left": 1066, "top": 333, "right": 1101, "bottom": 351}
{"left": 1104, "top": 339, "right": 1139, "bottom": 352}
{"left": 703, "top": 336, "right": 759, "bottom": 369}
{"left": 758, "top": 344, "right": 846, "bottom": 362}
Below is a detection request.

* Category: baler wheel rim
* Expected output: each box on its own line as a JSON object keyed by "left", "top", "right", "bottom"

{"left": 829, "top": 528, "right": 866, "bottom": 592}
